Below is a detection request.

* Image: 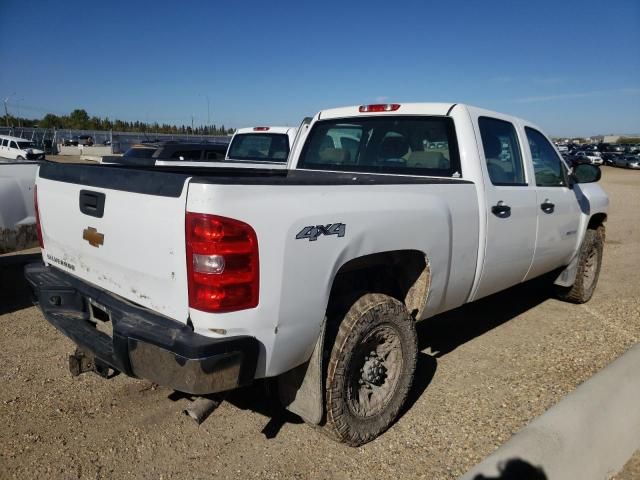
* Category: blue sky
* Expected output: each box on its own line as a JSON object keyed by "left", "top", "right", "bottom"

{"left": 0, "top": 0, "right": 638, "bottom": 137}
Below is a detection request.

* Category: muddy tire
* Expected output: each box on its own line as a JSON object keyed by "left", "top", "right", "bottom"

{"left": 556, "top": 227, "right": 604, "bottom": 303}
{"left": 324, "top": 293, "right": 417, "bottom": 446}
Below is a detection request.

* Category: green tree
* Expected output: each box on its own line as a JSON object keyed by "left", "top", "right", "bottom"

{"left": 68, "top": 109, "right": 90, "bottom": 129}
{"left": 39, "top": 113, "right": 60, "bottom": 128}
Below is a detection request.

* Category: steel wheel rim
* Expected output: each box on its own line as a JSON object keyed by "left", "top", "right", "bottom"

{"left": 583, "top": 248, "right": 598, "bottom": 290}
{"left": 346, "top": 324, "right": 403, "bottom": 418}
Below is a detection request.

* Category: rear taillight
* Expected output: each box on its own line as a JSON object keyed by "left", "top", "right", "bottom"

{"left": 359, "top": 104, "right": 401, "bottom": 113}
{"left": 34, "top": 185, "right": 44, "bottom": 248}
{"left": 186, "top": 213, "right": 259, "bottom": 313}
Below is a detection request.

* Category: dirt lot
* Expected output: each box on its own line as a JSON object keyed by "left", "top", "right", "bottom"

{"left": 1, "top": 167, "right": 638, "bottom": 479}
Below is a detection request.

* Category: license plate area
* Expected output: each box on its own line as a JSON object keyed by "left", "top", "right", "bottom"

{"left": 88, "top": 299, "right": 113, "bottom": 338}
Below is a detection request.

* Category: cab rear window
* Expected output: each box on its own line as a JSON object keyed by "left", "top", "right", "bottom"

{"left": 297, "top": 116, "right": 461, "bottom": 177}
{"left": 227, "top": 134, "right": 289, "bottom": 162}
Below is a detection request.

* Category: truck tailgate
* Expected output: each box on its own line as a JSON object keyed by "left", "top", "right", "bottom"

{"left": 37, "top": 163, "right": 190, "bottom": 322}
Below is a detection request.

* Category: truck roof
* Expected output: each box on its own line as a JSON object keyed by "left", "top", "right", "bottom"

{"left": 313, "top": 102, "right": 541, "bottom": 135}
{"left": 0, "top": 135, "right": 33, "bottom": 142}
{"left": 315, "top": 102, "right": 531, "bottom": 125}
{"left": 317, "top": 103, "right": 456, "bottom": 120}
{"left": 234, "top": 126, "right": 296, "bottom": 135}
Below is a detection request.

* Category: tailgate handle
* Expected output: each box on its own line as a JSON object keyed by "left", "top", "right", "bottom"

{"left": 79, "top": 190, "right": 105, "bottom": 218}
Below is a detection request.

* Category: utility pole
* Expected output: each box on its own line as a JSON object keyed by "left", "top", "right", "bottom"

{"left": 3, "top": 92, "right": 15, "bottom": 127}
{"left": 3, "top": 99, "right": 8, "bottom": 127}
{"left": 16, "top": 98, "right": 23, "bottom": 128}
{"left": 206, "top": 95, "right": 210, "bottom": 126}
{"left": 199, "top": 93, "right": 211, "bottom": 130}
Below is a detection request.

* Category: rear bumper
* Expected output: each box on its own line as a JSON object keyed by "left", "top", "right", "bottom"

{"left": 24, "top": 263, "right": 259, "bottom": 394}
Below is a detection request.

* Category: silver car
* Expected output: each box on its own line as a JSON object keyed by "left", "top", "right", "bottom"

{"left": 613, "top": 155, "right": 640, "bottom": 169}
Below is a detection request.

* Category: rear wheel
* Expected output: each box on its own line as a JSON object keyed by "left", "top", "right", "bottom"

{"left": 556, "top": 227, "right": 604, "bottom": 303}
{"left": 324, "top": 293, "right": 417, "bottom": 446}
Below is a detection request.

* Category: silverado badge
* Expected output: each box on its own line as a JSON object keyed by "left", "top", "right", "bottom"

{"left": 83, "top": 227, "right": 104, "bottom": 247}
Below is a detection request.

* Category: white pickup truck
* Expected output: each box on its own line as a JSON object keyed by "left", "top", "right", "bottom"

{"left": 26, "top": 103, "right": 608, "bottom": 445}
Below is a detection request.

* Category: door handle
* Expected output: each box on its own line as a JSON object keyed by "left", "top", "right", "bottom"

{"left": 491, "top": 202, "right": 511, "bottom": 218}
{"left": 79, "top": 190, "right": 106, "bottom": 218}
{"left": 541, "top": 200, "right": 555, "bottom": 214}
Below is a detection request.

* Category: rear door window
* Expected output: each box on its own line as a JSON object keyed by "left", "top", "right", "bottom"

{"left": 478, "top": 117, "right": 526, "bottom": 186}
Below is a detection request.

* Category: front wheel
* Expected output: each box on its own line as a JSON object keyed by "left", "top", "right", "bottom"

{"left": 16, "top": 155, "right": 25, "bottom": 160}
{"left": 556, "top": 227, "right": 604, "bottom": 303}
{"left": 324, "top": 293, "right": 417, "bottom": 446}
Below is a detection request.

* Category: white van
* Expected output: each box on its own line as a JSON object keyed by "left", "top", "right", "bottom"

{"left": 0, "top": 135, "right": 46, "bottom": 161}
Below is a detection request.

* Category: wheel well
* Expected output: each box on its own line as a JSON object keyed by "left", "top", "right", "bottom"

{"left": 588, "top": 213, "right": 607, "bottom": 230}
{"left": 326, "top": 250, "right": 430, "bottom": 321}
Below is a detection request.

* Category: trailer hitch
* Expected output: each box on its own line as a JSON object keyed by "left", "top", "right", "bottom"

{"left": 68, "top": 348, "right": 112, "bottom": 378}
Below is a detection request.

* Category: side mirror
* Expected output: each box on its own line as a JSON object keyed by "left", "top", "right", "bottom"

{"left": 572, "top": 163, "right": 601, "bottom": 184}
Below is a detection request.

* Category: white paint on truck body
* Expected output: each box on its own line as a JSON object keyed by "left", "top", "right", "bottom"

{"left": 186, "top": 179, "right": 479, "bottom": 377}
{"left": 38, "top": 178, "right": 190, "bottom": 321}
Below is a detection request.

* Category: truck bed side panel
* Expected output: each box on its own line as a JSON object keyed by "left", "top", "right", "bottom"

{"left": 186, "top": 179, "right": 479, "bottom": 377}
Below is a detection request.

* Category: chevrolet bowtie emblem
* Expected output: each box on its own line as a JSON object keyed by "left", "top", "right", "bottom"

{"left": 83, "top": 227, "right": 104, "bottom": 247}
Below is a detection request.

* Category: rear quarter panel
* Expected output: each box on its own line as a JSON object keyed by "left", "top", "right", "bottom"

{"left": 186, "top": 180, "right": 479, "bottom": 377}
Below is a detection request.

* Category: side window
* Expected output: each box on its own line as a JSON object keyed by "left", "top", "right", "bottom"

{"left": 206, "top": 150, "right": 224, "bottom": 160}
{"left": 479, "top": 117, "right": 526, "bottom": 186}
{"left": 1, "top": 139, "right": 6, "bottom": 147}
{"left": 10, "top": 141, "right": 18, "bottom": 149}
{"left": 525, "top": 127, "right": 566, "bottom": 187}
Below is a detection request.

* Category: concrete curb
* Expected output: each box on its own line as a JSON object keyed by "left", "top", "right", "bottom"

{"left": 459, "top": 343, "right": 640, "bottom": 480}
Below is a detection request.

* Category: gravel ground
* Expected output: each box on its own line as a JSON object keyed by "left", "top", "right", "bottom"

{"left": 0, "top": 167, "right": 638, "bottom": 479}
{"left": 613, "top": 450, "right": 640, "bottom": 479}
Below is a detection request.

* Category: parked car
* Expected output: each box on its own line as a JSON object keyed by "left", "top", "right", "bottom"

{"left": 0, "top": 135, "right": 46, "bottom": 160}
{"left": 100, "top": 144, "right": 159, "bottom": 165}
{"left": 225, "top": 126, "right": 298, "bottom": 163}
{"left": 627, "top": 145, "right": 640, "bottom": 154}
{"left": 601, "top": 152, "right": 622, "bottom": 166}
{"left": 573, "top": 150, "right": 603, "bottom": 165}
{"left": 101, "top": 142, "right": 229, "bottom": 166}
{"left": 62, "top": 135, "right": 94, "bottom": 146}
{"left": 77, "top": 135, "right": 94, "bottom": 146}
{"left": 613, "top": 155, "right": 640, "bottom": 169}
{"left": 604, "top": 145, "right": 625, "bottom": 154}
{"left": 26, "top": 103, "right": 608, "bottom": 446}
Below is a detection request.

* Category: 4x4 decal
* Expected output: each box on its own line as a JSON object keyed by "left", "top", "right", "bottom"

{"left": 296, "top": 223, "right": 346, "bottom": 242}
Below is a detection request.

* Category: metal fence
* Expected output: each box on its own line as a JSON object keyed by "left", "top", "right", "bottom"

{"left": 0, "top": 127, "right": 231, "bottom": 154}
